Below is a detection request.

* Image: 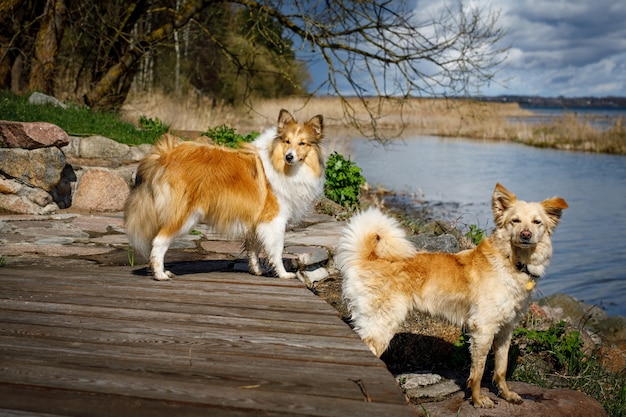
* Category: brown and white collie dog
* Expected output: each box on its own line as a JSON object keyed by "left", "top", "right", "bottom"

{"left": 336, "top": 183, "right": 568, "bottom": 408}
{"left": 124, "top": 109, "right": 325, "bottom": 280}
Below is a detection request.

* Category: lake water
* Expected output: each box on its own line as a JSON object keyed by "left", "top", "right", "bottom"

{"left": 346, "top": 136, "right": 626, "bottom": 317}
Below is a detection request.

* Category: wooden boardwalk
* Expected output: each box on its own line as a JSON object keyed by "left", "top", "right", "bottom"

{"left": 0, "top": 265, "right": 415, "bottom": 417}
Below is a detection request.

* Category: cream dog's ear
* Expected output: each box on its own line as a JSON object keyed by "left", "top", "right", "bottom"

{"left": 492, "top": 183, "right": 517, "bottom": 227}
{"left": 541, "top": 196, "right": 568, "bottom": 228}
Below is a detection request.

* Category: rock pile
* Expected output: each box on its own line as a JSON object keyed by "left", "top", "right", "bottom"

{"left": 0, "top": 118, "right": 150, "bottom": 215}
{"left": 0, "top": 121, "right": 70, "bottom": 214}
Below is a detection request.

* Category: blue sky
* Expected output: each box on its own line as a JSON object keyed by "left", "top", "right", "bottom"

{"left": 305, "top": 0, "right": 626, "bottom": 97}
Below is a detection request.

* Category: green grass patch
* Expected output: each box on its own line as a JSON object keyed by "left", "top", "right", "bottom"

{"left": 0, "top": 90, "right": 162, "bottom": 145}
{"left": 511, "top": 320, "right": 626, "bottom": 416}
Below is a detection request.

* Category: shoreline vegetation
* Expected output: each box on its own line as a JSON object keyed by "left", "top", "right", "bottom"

{"left": 120, "top": 92, "right": 626, "bottom": 155}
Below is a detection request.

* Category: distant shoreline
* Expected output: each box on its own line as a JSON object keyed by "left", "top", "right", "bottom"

{"left": 475, "top": 95, "right": 626, "bottom": 110}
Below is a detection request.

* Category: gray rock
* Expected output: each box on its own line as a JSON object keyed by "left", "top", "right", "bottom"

{"left": 28, "top": 92, "right": 68, "bottom": 109}
{"left": 285, "top": 245, "right": 329, "bottom": 267}
{"left": 410, "top": 233, "right": 460, "bottom": 253}
{"left": 61, "top": 136, "right": 82, "bottom": 158}
{"left": 538, "top": 294, "right": 608, "bottom": 328}
{"left": 397, "top": 372, "right": 462, "bottom": 401}
{"left": 128, "top": 143, "right": 153, "bottom": 162}
{"left": 0, "top": 146, "right": 66, "bottom": 191}
{"left": 0, "top": 176, "right": 58, "bottom": 214}
{"left": 78, "top": 135, "right": 130, "bottom": 159}
{"left": 297, "top": 267, "right": 330, "bottom": 286}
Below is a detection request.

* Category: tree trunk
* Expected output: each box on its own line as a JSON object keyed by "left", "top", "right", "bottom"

{"left": 0, "top": 0, "right": 26, "bottom": 89}
{"left": 85, "top": 0, "right": 206, "bottom": 110}
{"left": 28, "top": 0, "right": 67, "bottom": 94}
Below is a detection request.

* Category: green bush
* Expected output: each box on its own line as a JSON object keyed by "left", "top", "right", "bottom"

{"left": 324, "top": 152, "right": 366, "bottom": 208}
{"left": 202, "top": 124, "right": 258, "bottom": 148}
{"left": 138, "top": 115, "right": 169, "bottom": 135}
{"left": 465, "top": 224, "right": 485, "bottom": 245}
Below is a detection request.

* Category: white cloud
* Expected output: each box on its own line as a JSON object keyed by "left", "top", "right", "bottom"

{"left": 482, "top": 0, "right": 626, "bottom": 96}
{"left": 304, "top": 0, "right": 626, "bottom": 97}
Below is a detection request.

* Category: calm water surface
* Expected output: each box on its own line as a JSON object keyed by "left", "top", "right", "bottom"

{"left": 347, "top": 136, "right": 626, "bottom": 316}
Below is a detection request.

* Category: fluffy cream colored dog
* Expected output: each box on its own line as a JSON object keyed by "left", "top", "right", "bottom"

{"left": 336, "top": 183, "right": 568, "bottom": 408}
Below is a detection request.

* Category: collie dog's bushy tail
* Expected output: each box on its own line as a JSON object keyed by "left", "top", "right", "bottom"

{"left": 336, "top": 207, "right": 417, "bottom": 270}
{"left": 124, "top": 134, "right": 180, "bottom": 259}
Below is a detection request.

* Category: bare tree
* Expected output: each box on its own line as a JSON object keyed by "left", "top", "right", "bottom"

{"left": 250, "top": 0, "right": 508, "bottom": 137}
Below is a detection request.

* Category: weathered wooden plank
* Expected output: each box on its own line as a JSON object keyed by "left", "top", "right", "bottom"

{"left": 0, "top": 361, "right": 413, "bottom": 417}
{"left": 0, "top": 266, "right": 416, "bottom": 417}
{"left": 0, "top": 314, "right": 370, "bottom": 366}
{"left": 0, "top": 269, "right": 335, "bottom": 315}
{"left": 0, "top": 346, "right": 402, "bottom": 403}
{"left": 0, "top": 382, "right": 415, "bottom": 417}
{"left": 0, "top": 284, "right": 334, "bottom": 317}
{"left": 0, "top": 299, "right": 346, "bottom": 335}
{"left": 0, "top": 288, "right": 336, "bottom": 324}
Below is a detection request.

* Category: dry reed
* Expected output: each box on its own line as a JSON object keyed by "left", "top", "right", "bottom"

{"left": 121, "top": 92, "right": 626, "bottom": 154}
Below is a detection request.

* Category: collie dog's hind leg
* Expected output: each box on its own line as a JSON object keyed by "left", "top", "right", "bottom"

{"left": 244, "top": 233, "right": 263, "bottom": 276}
{"left": 150, "top": 233, "right": 175, "bottom": 280}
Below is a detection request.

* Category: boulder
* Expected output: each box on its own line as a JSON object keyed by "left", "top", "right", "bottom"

{"left": 0, "top": 175, "right": 58, "bottom": 214}
{"left": 410, "top": 233, "right": 460, "bottom": 253}
{"left": 78, "top": 135, "right": 130, "bottom": 159}
{"left": 0, "top": 146, "right": 66, "bottom": 191}
{"left": 28, "top": 92, "right": 68, "bottom": 109}
{"left": 0, "top": 120, "right": 70, "bottom": 149}
{"left": 538, "top": 294, "right": 608, "bottom": 324}
{"left": 412, "top": 381, "right": 607, "bottom": 417}
{"left": 72, "top": 169, "right": 130, "bottom": 212}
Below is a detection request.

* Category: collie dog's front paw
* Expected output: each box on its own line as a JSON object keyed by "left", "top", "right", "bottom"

{"left": 278, "top": 271, "right": 296, "bottom": 279}
{"left": 153, "top": 270, "right": 174, "bottom": 281}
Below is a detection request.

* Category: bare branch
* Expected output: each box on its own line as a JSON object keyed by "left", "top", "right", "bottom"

{"left": 233, "top": 0, "right": 508, "bottom": 139}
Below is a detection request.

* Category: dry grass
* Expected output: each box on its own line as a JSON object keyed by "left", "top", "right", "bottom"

{"left": 121, "top": 91, "right": 626, "bottom": 154}
{"left": 516, "top": 113, "right": 626, "bottom": 154}
{"left": 121, "top": 91, "right": 530, "bottom": 134}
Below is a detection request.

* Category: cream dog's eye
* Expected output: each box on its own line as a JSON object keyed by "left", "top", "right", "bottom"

{"left": 511, "top": 219, "right": 521, "bottom": 223}
{"left": 533, "top": 219, "right": 542, "bottom": 225}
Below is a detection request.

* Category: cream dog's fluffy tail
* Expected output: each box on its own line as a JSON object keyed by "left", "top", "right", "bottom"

{"left": 336, "top": 207, "right": 416, "bottom": 269}
{"left": 335, "top": 207, "right": 417, "bottom": 356}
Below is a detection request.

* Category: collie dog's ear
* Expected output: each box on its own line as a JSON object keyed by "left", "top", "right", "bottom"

{"left": 277, "top": 109, "right": 295, "bottom": 130}
{"left": 492, "top": 183, "right": 517, "bottom": 227}
{"left": 541, "top": 196, "right": 568, "bottom": 228}
{"left": 306, "top": 114, "right": 324, "bottom": 140}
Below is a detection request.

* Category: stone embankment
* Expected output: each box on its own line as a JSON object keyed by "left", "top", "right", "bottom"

{"left": 0, "top": 119, "right": 152, "bottom": 214}
{"left": 0, "top": 98, "right": 622, "bottom": 416}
